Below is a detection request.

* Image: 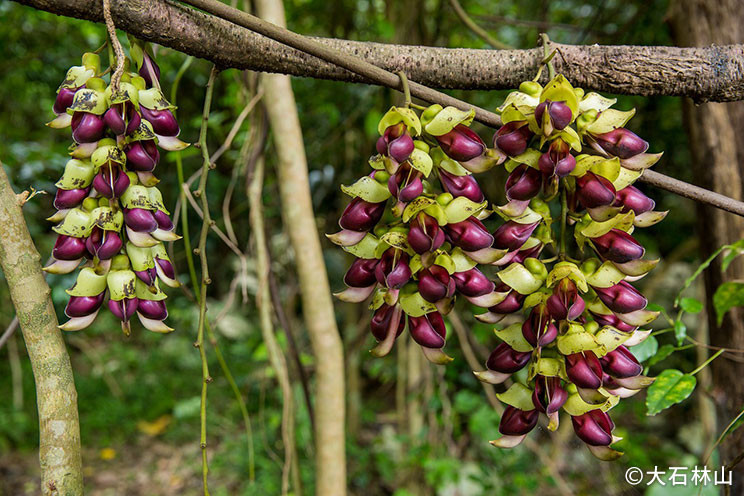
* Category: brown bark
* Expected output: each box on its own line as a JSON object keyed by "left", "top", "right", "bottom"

{"left": 0, "top": 163, "right": 83, "bottom": 495}
{"left": 10, "top": 0, "right": 744, "bottom": 102}
{"left": 254, "top": 1, "right": 347, "bottom": 495}
{"left": 670, "top": 0, "right": 744, "bottom": 485}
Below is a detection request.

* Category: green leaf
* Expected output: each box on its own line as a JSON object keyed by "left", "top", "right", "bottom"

{"left": 629, "top": 335, "right": 658, "bottom": 363}
{"left": 721, "top": 239, "right": 744, "bottom": 272}
{"left": 679, "top": 297, "right": 703, "bottom": 314}
{"left": 646, "top": 369, "right": 696, "bottom": 416}
{"left": 713, "top": 282, "right": 744, "bottom": 326}
{"left": 647, "top": 344, "right": 675, "bottom": 368}
{"left": 674, "top": 320, "right": 687, "bottom": 346}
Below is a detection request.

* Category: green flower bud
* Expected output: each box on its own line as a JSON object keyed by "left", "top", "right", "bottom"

{"left": 107, "top": 269, "right": 137, "bottom": 301}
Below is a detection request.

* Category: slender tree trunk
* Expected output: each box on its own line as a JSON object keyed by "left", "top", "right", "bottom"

{"left": 0, "top": 162, "right": 83, "bottom": 495}
{"left": 254, "top": 1, "right": 347, "bottom": 494}
{"left": 670, "top": 0, "right": 744, "bottom": 485}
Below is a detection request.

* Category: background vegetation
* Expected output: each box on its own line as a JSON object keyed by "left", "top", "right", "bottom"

{"left": 0, "top": 0, "right": 726, "bottom": 494}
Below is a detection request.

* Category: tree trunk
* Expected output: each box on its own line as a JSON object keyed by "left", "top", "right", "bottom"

{"left": 254, "top": 1, "right": 347, "bottom": 495}
{"left": 670, "top": 0, "right": 744, "bottom": 485}
{"left": 0, "top": 162, "right": 83, "bottom": 495}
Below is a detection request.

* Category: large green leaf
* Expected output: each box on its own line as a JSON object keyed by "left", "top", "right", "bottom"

{"left": 646, "top": 369, "right": 696, "bottom": 416}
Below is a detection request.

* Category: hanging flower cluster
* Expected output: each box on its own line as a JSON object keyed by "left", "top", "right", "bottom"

{"left": 329, "top": 105, "right": 506, "bottom": 363}
{"left": 332, "top": 74, "right": 665, "bottom": 460}
{"left": 45, "top": 44, "right": 185, "bottom": 335}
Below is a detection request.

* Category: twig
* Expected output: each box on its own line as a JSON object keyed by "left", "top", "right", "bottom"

{"left": 101, "top": 0, "right": 125, "bottom": 91}
{"left": 0, "top": 317, "right": 19, "bottom": 350}
{"left": 268, "top": 240, "right": 315, "bottom": 430}
{"left": 249, "top": 155, "right": 302, "bottom": 496}
{"left": 448, "top": 0, "right": 512, "bottom": 49}
{"left": 210, "top": 89, "right": 263, "bottom": 164}
{"left": 642, "top": 169, "right": 744, "bottom": 217}
{"left": 178, "top": 0, "right": 744, "bottom": 219}
{"left": 195, "top": 65, "right": 219, "bottom": 496}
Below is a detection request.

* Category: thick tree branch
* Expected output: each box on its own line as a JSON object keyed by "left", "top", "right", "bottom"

{"left": 12, "top": 0, "right": 744, "bottom": 102}
{"left": 0, "top": 162, "right": 83, "bottom": 495}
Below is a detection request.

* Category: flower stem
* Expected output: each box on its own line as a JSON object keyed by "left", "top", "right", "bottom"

{"left": 540, "top": 33, "right": 556, "bottom": 80}
{"left": 195, "top": 65, "right": 219, "bottom": 496}
{"left": 398, "top": 70, "right": 412, "bottom": 107}
{"left": 690, "top": 349, "right": 725, "bottom": 376}
{"left": 102, "top": 0, "right": 125, "bottom": 91}
{"left": 559, "top": 179, "right": 568, "bottom": 260}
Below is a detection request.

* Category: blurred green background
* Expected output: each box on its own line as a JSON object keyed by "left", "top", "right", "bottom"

{"left": 0, "top": 0, "right": 724, "bottom": 494}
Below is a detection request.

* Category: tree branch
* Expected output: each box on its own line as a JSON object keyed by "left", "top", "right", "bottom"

{"left": 0, "top": 162, "right": 83, "bottom": 495}
{"left": 11, "top": 0, "right": 744, "bottom": 102}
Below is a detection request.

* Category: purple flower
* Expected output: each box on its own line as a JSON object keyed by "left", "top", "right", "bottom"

{"left": 388, "top": 163, "right": 423, "bottom": 203}
{"left": 486, "top": 342, "right": 531, "bottom": 374}
{"left": 123, "top": 208, "right": 158, "bottom": 233}
{"left": 506, "top": 164, "right": 542, "bottom": 201}
{"left": 135, "top": 267, "right": 158, "bottom": 287}
{"left": 593, "top": 281, "right": 647, "bottom": 314}
{"left": 566, "top": 351, "right": 603, "bottom": 390}
{"left": 344, "top": 257, "right": 379, "bottom": 288}
{"left": 538, "top": 139, "right": 575, "bottom": 178}
{"left": 92, "top": 164, "right": 130, "bottom": 199}
{"left": 591, "top": 229, "right": 645, "bottom": 264}
{"left": 499, "top": 406, "right": 538, "bottom": 436}
{"left": 592, "top": 312, "right": 637, "bottom": 333}
{"left": 71, "top": 112, "right": 106, "bottom": 143}
{"left": 108, "top": 297, "right": 139, "bottom": 322}
{"left": 407, "top": 213, "right": 445, "bottom": 254}
{"left": 600, "top": 346, "right": 643, "bottom": 378}
{"left": 435, "top": 124, "right": 486, "bottom": 162}
{"left": 532, "top": 376, "right": 568, "bottom": 414}
{"left": 65, "top": 293, "right": 106, "bottom": 318}
{"left": 488, "top": 283, "right": 525, "bottom": 314}
{"left": 125, "top": 140, "right": 160, "bottom": 172}
{"left": 546, "top": 278, "right": 585, "bottom": 321}
{"left": 137, "top": 299, "right": 168, "bottom": 321}
{"left": 339, "top": 197, "right": 386, "bottom": 232}
{"left": 444, "top": 217, "right": 494, "bottom": 252}
{"left": 377, "top": 123, "right": 415, "bottom": 164}
{"left": 408, "top": 311, "right": 447, "bottom": 349}
{"left": 615, "top": 185, "right": 655, "bottom": 215}
{"left": 139, "top": 52, "right": 161, "bottom": 88}
{"left": 103, "top": 102, "right": 141, "bottom": 136}
{"left": 54, "top": 187, "right": 90, "bottom": 209}
{"left": 375, "top": 248, "right": 411, "bottom": 289}
{"left": 572, "top": 410, "right": 614, "bottom": 446}
{"left": 492, "top": 221, "right": 538, "bottom": 251}
{"left": 85, "top": 228, "right": 123, "bottom": 260}
{"left": 53, "top": 87, "right": 78, "bottom": 115}
{"left": 592, "top": 128, "right": 648, "bottom": 159}
{"left": 576, "top": 172, "right": 616, "bottom": 209}
{"left": 494, "top": 121, "right": 532, "bottom": 157}
{"left": 535, "top": 100, "right": 573, "bottom": 132}
{"left": 53, "top": 235, "right": 88, "bottom": 260}
{"left": 522, "top": 305, "right": 558, "bottom": 347}
{"left": 451, "top": 267, "right": 494, "bottom": 297}
{"left": 140, "top": 107, "right": 180, "bottom": 137}
{"left": 438, "top": 169, "right": 484, "bottom": 203}
{"left": 370, "top": 304, "right": 405, "bottom": 342}
{"left": 417, "top": 265, "right": 456, "bottom": 303}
